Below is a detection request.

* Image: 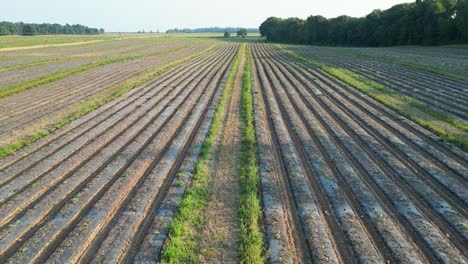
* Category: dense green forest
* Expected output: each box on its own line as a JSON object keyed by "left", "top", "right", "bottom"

{"left": 166, "top": 27, "right": 259, "bottom": 34}
{"left": 259, "top": 0, "right": 468, "bottom": 46}
{"left": 0, "top": 21, "right": 104, "bottom": 35}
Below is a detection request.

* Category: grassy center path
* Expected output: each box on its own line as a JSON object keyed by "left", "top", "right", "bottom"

{"left": 161, "top": 44, "right": 265, "bottom": 263}
{"left": 194, "top": 44, "right": 246, "bottom": 263}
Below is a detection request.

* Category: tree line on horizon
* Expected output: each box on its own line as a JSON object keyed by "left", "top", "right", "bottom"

{"left": 224, "top": 28, "right": 248, "bottom": 38}
{"left": 0, "top": 21, "right": 104, "bottom": 35}
{"left": 166, "top": 27, "right": 259, "bottom": 34}
{"left": 259, "top": 0, "right": 468, "bottom": 46}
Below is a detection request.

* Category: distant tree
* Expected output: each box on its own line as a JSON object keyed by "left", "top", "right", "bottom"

{"left": 260, "top": 17, "right": 284, "bottom": 41}
{"left": 455, "top": 0, "right": 468, "bottom": 41}
{"left": 99, "top": 28, "right": 105, "bottom": 34}
{"left": 22, "top": 24, "right": 37, "bottom": 35}
{"left": 282, "top": 17, "right": 305, "bottom": 43}
{"left": 0, "top": 25, "right": 9, "bottom": 35}
{"left": 237, "top": 28, "right": 247, "bottom": 37}
{"left": 224, "top": 31, "right": 231, "bottom": 38}
{"left": 304, "top": 15, "right": 328, "bottom": 44}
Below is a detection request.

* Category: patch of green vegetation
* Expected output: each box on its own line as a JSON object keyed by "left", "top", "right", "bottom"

{"left": 0, "top": 130, "right": 47, "bottom": 158}
{"left": 161, "top": 159, "right": 210, "bottom": 263}
{"left": 8, "top": 219, "right": 22, "bottom": 228}
{"left": 408, "top": 101, "right": 468, "bottom": 132}
{"left": 239, "top": 44, "right": 266, "bottom": 263}
{"left": 161, "top": 44, "right": 245, "bottom": 263}
{"left": 30, "top": 181, "right": 40, "bottom": 189}
{"left": 279, "top": 45, "right": 468, "bottom": 150}
{"left": 175, "top": 180, "right": 185, "bottom": 187}
{"left": 0, "top": 44, "right": 219, "bottom": 159}
{"left": 339, "top": 68, "right": 396, "bottom": 96}
{"left": 70, "top": 192, "right": 81, "bottom": 204}
{"left": 122, "top": 169, "right": 136, "bottom": 178}
{"left": 19, "top": 245, "right": 28, "bottom": 253}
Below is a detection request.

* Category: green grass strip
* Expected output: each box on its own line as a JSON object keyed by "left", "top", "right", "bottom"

{"left": 239, "top": 44, "right": 266, "bottom": 264}
{"left": 278, "top": 45, "right": 468, "bottom": 150}
{"left": 161, "top": 44, "right": 244, "bottom": 263}
{"left": 0, "top": 44, "right": 218, "bottom": 159}
{"left": 407, "top": 101, "right": 468, "bottom": 132}
{"left": 0, "top": 45, "right": 187, "bottom": 99}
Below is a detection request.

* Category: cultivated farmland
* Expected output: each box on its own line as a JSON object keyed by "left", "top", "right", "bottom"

{"left": 252, "top": 43, "right": 467, "bottom": 263}
{"left": 0, "top": 36, "right": 467, "bottom": 263}
{"left": 0, "top": 39, "right": 239, "bottom": 262}
{"left": 288, "top": 45, "right": 468, "bottom": 122}
{"left": 0, "top": 37, "right": 205, "bottom": 89}
{"left": 0, "top": 37, "right": 215, "bottom": 149}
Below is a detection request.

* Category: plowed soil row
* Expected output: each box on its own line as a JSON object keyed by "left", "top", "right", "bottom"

{"left": 252, "top": 43, "right": 467, "bottom": 263}
{"left": 0, "top": 43, "right": 239, "bottom": 263}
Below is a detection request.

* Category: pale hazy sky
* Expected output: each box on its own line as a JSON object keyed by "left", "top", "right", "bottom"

{"left": 2, "top": 0, "right": 413, "bottom": 32}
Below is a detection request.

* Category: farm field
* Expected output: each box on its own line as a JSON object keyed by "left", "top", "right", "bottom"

{"left": 285, "top": 45, "right": 468, "bottom": 150}
{"left": 0, "top": 35, "right": 118, "bottom": 49}
{"left": 0, "top": 40, "right": 239, "bottom": 262}
{"left": 287, "top": 45, "right": 468, "bottom": 123}
{"left": 0, "top": 37, "right": 216, "bottom": 150}
{"left": 0, "top": 36, "right": 192, "bottom": 89}
{"left": 251, "top": 43, "right": 467, "bottom": 263}
{"left": 0, "top": 36, "right": 467, "bottom": 263}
